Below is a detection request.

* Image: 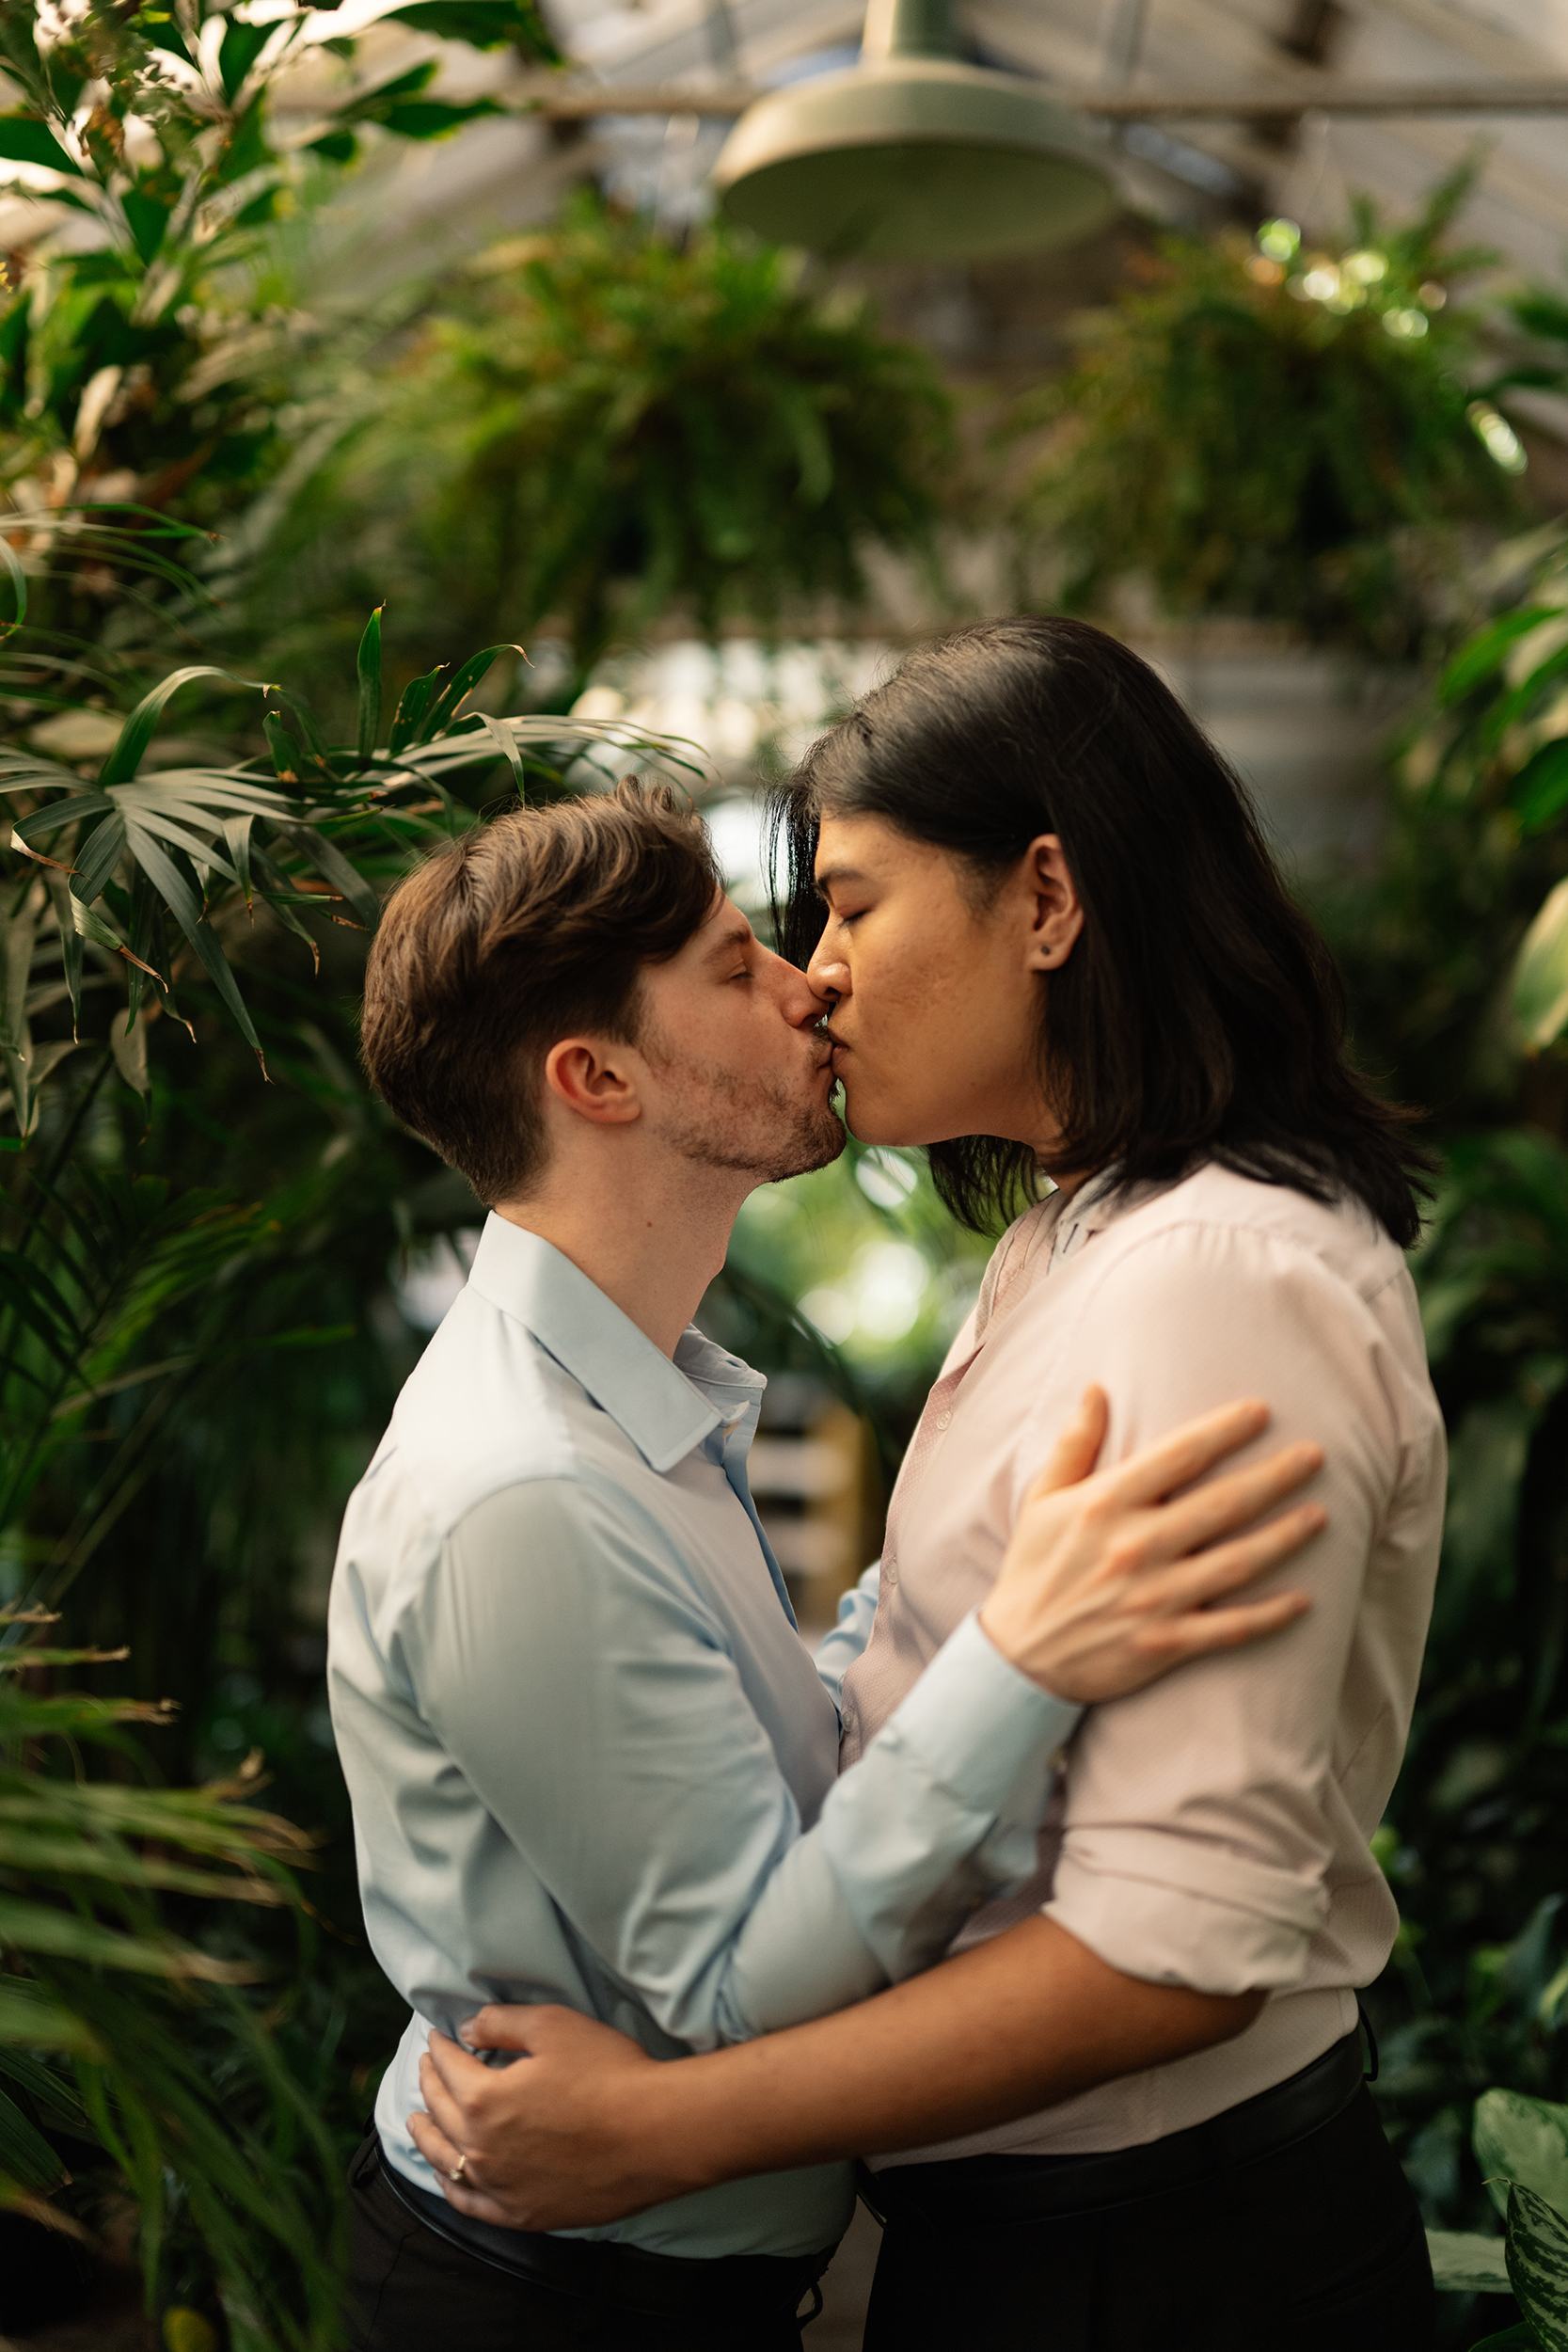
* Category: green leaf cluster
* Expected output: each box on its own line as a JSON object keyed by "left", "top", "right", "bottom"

{"left": 0, "top": 0, "right": 556, "bottom": 570}
{"left": 1426, "top": 2090, "right": 1568, "bottom": 2347}
{"left": 0, "top": 1605, "right": 344, "bottom": 2343}
{"left": 1011, "top": 164, "right": 1519, "bottom": 659}
{"left": 0, "top": 602, "right": 696, "bottom": 1131}
{"left": 251, "top": 192, "right": 955, "bottom": 690}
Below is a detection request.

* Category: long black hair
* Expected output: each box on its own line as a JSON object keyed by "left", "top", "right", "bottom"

{"left": 768, "top": 615, "right": 1430, "bottom": 1245}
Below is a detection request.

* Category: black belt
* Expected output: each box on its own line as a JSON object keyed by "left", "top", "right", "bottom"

{"left": 367, "top": 2137, "right": 835, "bottom": 2322}
{"left": 861, "top": 2027, "right": 1368, "bottom": 2230}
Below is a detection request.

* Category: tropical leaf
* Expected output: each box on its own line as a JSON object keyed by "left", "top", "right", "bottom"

{"left": 0, "top": 113, "right": 80, "bottom": 178}
{"left": 0, "top": 2082, "right": 67, "bottom": 2190}
{"left": 1507, "top": 2183, "right": 1568, "bottom": 2352}
{"left": 1477, "top": 2090, "right": 1568, "bottom": 2221}
{"left": 383, "top": 0, "right": 560, "bottom": 54}
{"left": 1426, "top": 2227, "right": 1512, "bottom": 2291}
{"left": 1514, "top": 879, "right": 1568, "bottom": 1051}
{"left": 356, "top": 606, "right": 383, "bottom": 763}
{"left": 0, "top": 1983, "right": 102, "bottom": 2059}
{"left": 1441, "top": 610, "right": 1564, "bottom": 706}
{"left": 1513, "top": 739, "right": 1568, "bottom": 834}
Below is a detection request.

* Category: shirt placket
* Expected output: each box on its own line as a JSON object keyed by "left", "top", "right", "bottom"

{"left": 879, "top": 1349, "right": 979, "bottom": 1595}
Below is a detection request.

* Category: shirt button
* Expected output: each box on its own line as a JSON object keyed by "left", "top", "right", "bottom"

{"left": 934, "top": 1409, "right": 952, "bottom": 1432}
{"left": 884, "top": 1562, "right": 898, "bottom": 1589}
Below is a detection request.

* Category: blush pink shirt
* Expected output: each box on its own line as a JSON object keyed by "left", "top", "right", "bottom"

{"left": 840, "top": 1161, "right": 1445, "bottom": 2164}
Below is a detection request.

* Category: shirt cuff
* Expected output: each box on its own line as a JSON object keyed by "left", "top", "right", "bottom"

{"left": 887, "top": 1609, "right": 1082, "bottom": 1814}
{"left": 1044, "top": 1836, "right": 1331, "bottom": 1994}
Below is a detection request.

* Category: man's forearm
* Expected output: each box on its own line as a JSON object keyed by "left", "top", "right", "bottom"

{"left": 628, "top": 1916, "right": 1263, "bottom": 2193}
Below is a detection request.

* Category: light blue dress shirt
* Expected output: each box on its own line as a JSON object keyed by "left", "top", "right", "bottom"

{"left": 327, "top": 1215, "right": 1079, "bottom": 2259}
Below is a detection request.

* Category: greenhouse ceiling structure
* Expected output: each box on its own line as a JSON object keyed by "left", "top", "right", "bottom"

{"left": 270, "top": 0, "right": 1568, "bottom": 284}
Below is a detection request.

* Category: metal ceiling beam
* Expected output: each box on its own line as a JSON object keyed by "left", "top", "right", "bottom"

{"left": 515, "top": 75, "right": 1568, "bottom": 122}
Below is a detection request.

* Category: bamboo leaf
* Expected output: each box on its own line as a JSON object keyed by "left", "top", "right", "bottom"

{"left": 97, "top": 668, "right": 263, "bottom": 791}
{"left": 388, "top": 665, "right": 445, "bottom": 756}
{"left": 44, "top": 874, "right": 83, "bottom": 1040}
{"left": 0, "top": 2085, "right": 67, "bottom": 2190}
{"left": 477, "top": 711, "right": 527, "bottom": 795}
{"left": 278, "top": 825, "right": 380, "bottom": 930}
{"left": 356, "top": 606, "right": 384, "bottom": 762}
{"left": 69, "top": 812, "right": 127, "bottom": 906}
{"left": 107, "top": 804, "right": 240, "bottom": 881}
{"left": 119, "top": 824, "right": 264, "bottom": 1062}
{"left": 0, "top": 1832, "right": 290, "bottom": 1903}
{"left": 245, "top": 842, "right": 320, "bottom": 961}
{"left": 0, "top": 531, "right": 26, "bottom": 632}
{"left": 1514, "top": 878, "right": 1568, "bottom": 1051}
{"left": 0, "top": 1986, "right": 102, "bottom": 2060}
{"left": 1513, "top": 738, "right": 1568, "bottom": 835}
{"left": 418, "top": 644, "right": 520, "bottom": 742}
{"left": 0, "top": 1898, "right": 255, "bottom": 1982}
{"left": 1440, "top": 609, "right": 1562, "bottom": 705}
{"left": 221, "top": 813, "right": 255, "bottom": 911}
{"left": 262, "top": 711, "right": 303, "bottom": 785}
{"left": 12, "top": 795, "right": 115, "bottom": 845}
{"left": 0, "top": 2044, "right": 91, "bottom": 2136}
{"left": 1507, "top": 2182, "right": 1568, "bottom": 2352}
{"left": 263, "top": 686, "right": 334, "bottom": 771}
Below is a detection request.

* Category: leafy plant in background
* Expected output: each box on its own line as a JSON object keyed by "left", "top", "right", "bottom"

{"left": 1290, "top": 521, "right": 1568, "bottom": 2335}
{"left": 1, "top": 602, "right": 689, "bottom": 1119}
{"left": 0, "top": 0, "right": 556, "bottom": 695}
{"left": 1424, "top": 2088, "right": 1568, "bottom": 2348}
{"left": 1326, "top": 521, "right": 1568, "bottom": 1131}
{"left": 0, "top": 1613, "right": 342, "bottom": 2347}
{"left": 0, "top": 607, "right": 689, "bottom": 2333}
{"left": 246, "top": 191, "right": 957, "bottom": 700}
{"left": 1009, "top": 164, "right": 1523, "bottom": 659}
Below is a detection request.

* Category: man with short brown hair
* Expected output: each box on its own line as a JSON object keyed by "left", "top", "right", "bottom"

{"left": 331, "top": 782, "right": 1323, "bottom": 2350}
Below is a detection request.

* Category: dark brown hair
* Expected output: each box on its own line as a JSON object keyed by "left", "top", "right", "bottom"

{"left": 362, "top": 780, "right": 721, "bottom": 1203}
{"left": 769, "top": 615, "right": 1430, "bottom": 1245}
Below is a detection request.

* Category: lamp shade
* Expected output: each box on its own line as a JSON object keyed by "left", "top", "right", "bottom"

{"left": 711, "top": 53, "right": 1116, "bottom": 263}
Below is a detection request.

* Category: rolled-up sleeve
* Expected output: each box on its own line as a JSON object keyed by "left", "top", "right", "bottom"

{"left": 410, "top": 1480, "right": 1078, "bottom": 2050}
{"left": 1036, "top": 1223, "right": 1408, "bottom": 1995}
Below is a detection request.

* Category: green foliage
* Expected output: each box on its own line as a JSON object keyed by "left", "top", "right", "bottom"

{"left": 0, "top": 606, "right": 690, "bottom": 1131}
{"left": 0, "top": 588, "right": 686, "bottom": 2328}
{"left": 249, "top": 193, "right": 956, "bottom": 691}
{"left": 1363, "top": 1133, "right": 1568, "bottom": 2285}
{"left": 0, "top": 0, "right": 555, "bottom": 609}
{"left": 1507, "top": 2183, "right": 1568, "bottom": 2348}
{"left": 1516, "top": 882, "right": 1568, "bottom": 1055}
{"left": 0, "top": 1606, "right": 345, "bottom": 2344}
{"left": 1012, "top": 165, "right": 1520, "bottom": 657}
{"left": 1477, "top": 2090, "right": 1568, "bottom": 2221}
{"left": 1323, "top": 524, "right": 1568, "bottom": 1126}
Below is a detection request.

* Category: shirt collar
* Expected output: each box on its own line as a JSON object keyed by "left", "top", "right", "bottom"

{"left": 466, "top": 1214, "right": 759, "bottom": 1474}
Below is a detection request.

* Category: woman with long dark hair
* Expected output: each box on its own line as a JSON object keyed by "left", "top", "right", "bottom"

{"left": 411, "top": 618, "right": 1444, "bottom": 2352}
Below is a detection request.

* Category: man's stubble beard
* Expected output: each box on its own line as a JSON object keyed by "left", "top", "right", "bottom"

{"left": 641, "top": 1025, "right": 845, "bottom": 1184}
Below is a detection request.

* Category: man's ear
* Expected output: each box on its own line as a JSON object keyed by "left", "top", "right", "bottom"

{"left": 542, "top": 1039, "right": 643, "bottom": 1127}
{"left": 1022, "top": 834, "right": 1085, "bottom": 973}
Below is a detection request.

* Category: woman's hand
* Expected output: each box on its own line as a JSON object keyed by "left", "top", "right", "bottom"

{"left": 409, "top": 2007, "right": 669, "bottom": 2233}
{"left": 977, "top": 1390, "right": 1323, "bottom": 1702}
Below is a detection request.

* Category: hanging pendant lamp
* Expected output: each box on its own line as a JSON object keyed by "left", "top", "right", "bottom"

{"left": 710, "top": 0, "right": 1117, "bottom": 262}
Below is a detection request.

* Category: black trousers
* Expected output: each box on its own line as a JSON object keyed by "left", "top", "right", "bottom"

{"left": 345, "top": 2134, "right": 826, "bottom": 2352}
{"left": 863, "top": 2083, "right": 1434, "bottom": 2351}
